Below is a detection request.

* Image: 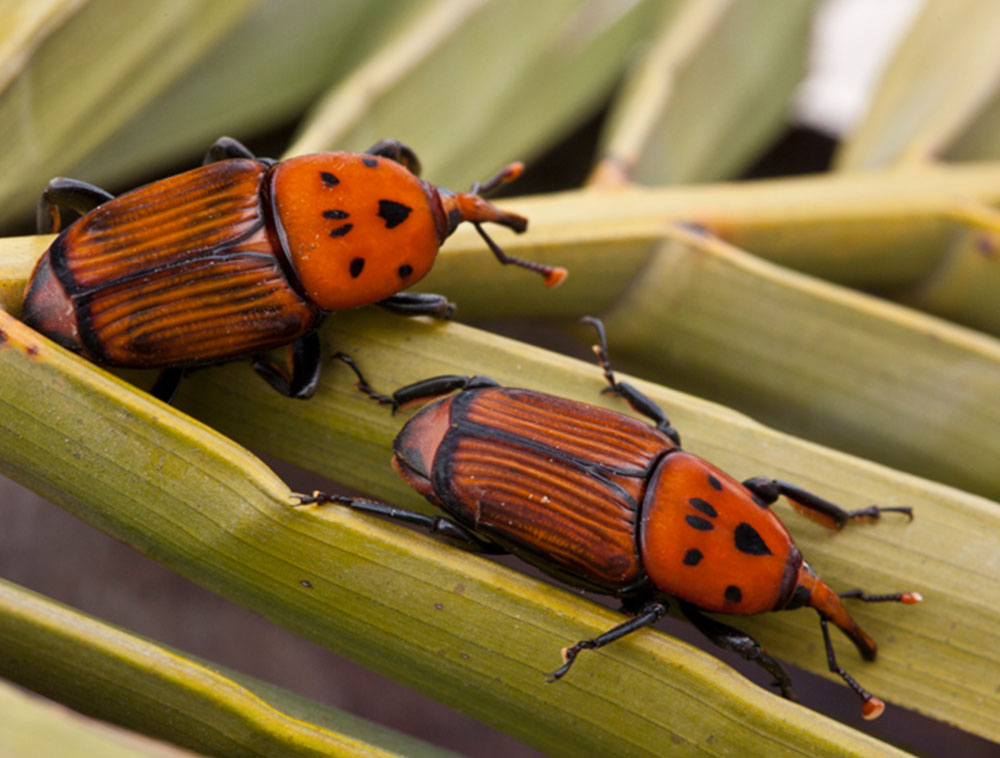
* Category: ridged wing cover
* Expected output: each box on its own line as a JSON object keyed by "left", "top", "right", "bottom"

{"left": 32, "top": 159, "right": 317, "bottom": 366}
{"left": 430, "top": 388, "right": 677, "bottom": 591}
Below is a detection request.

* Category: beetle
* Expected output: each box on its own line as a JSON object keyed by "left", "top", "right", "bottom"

{"left": 21, "top": 137, "right": 565, "bottom": 401}
{"left": 303, "top": 317, "right": 920, "bottom": 719}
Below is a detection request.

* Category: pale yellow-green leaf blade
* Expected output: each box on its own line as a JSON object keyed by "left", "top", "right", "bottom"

{"left": 0, "top": 578, "right": 456, "bottom": 758}
{"left": 0, "top": 306, "right": 937, "bottom": 756}
{"left": 0, "top": 0, "right": 257, "bottom": 225}
{"left": 69, "top": 0, "right": 413, "bottom": 188}
{"left": 835, "top": 0, "right": 1000, "bottom": 170}
{"left": 0, "top": 0, "right": 86, "bottom": 93}
{"left": 288, "top": 0, "right": 656, "bottom": 187}
{"left": 593, "top": 0, "right": 816, "bottom": 186}
{"left": 0, "top": 676, "right": 205, "bottom": 758}
{"left": 901, "top": 203, "right": 1000, "bottom": 335}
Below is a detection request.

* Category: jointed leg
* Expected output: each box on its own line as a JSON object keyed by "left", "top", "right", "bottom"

{"left": 680, "top": 601, "right": 797, "bottom": 700}
{"left": 365, "top": 139, "right": 422, "bottom": 176}
{"left": 547, "top": 601, "right": 669, "bottom": 682}
{"left": 741, "top": 477, "right": 913, "bottom": 530}
{"left": 581, "top": 316, "right": 681, "bottom": 445}
{"left": 150, "top": 368, "right": 185, "bottom": 404}
{"left": 203, "top": 136, "right": 257, "bottom": 164}
{"left": 298, "top": 491, "right": 506, "bottom": 554}
{"left": 37, "top": 178, "right": 115, "bottom": 233}
{"left": 335, "top": 353, "right": 498, "bottom": 413}
{"left": 252, "top": 332, "right": 323, "bottom": 399}
{"left": 377, "top": 292, "right": 455, "bottom": 318}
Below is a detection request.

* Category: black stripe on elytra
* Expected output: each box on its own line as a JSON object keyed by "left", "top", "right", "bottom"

{"left": 74, "top": 247, "right": 306, "bottom": 358}
{"left": 682, "top": 549, "right": 703, "bottom": 566}
{"left": 362, "top": 157, "right": 378, "bottom": 168}
{"left": 439, "top": 389, "right": 651, "bottom": 514}
{"left": 734, "top": 522, "right": 772, "bottom": 556}
{"left": 322, "top": 209, "right": 349, "bottom": 219}
{"left": 378, "top": 199, "right": 412, "bottom": 228}
{"left": 329, "top": 223, "right": 353, "bottom": 238}
{"left": 685, "top": 514, "right": 714, "bottom": 531}
{"left": 689, "top": 497, "right": 717, "bottom": 518}
{"left": 320, "top": 171, "right": 339, "bottom": 186}
{"left": 263, "top": 165, "right": 323, "bottom": 312}
{"left": 707, "top": 474, "right": 722, "bottom": 491}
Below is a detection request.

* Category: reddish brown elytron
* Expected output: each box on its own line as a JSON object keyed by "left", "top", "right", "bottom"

{"left": 307, "top": 318, "right": 920, "bottom": 720}
{"left": 22, "top": 137, "right": 565, "bottom": 402}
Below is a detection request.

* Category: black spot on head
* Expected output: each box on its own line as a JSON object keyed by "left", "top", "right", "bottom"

{"left": 329, "top": 223, "right": 353, "bottom": 238}
{"left": 707, "top": 474, "right": 722, "bottom": 491}
{"left": 682, "top": 549, "right": 702, "bottom": 566}
{"left": 398, "top": 264, "right": 413, "bottom": 279}
{"left": 685, "top": 514, "right": 714, "bottom": 531}
{"left": 320, "top": 171, "right": 339, "bottom": 186}
{"left": 378, "top": 199, "right": 412, "bottom": 229}
{"left": 734, "top": 522, "right": 772, "bottom": 556}
{"left": 362, "top": 157, "right": 378, "bottom": 168}
{"left": 349, "top": 257, "right": 365, "bottom": 278}
{"left": 689, "top": 497, "right": 717, "bottom": 518}
{"left": 725, "top": 585, "right": 742, "bottom": 604}
{"left": 322, "top": 209, "right": 349, "bottom": 219}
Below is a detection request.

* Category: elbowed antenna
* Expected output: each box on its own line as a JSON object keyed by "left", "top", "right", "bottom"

{"left": 443, "top": 162, "right": 568, "bottom": 288}
{"left": 791, "top": 561, "right": 921, "bottom": 719}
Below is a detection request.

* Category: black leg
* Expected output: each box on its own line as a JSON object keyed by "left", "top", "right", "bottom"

{"left": 37, "top": 178, "right": 115, "bottom": 233}
{"left": 298, "top": 491, "right": 506, "bottom": 554}
{"left": 203, "top": 136, "right": 257, "bottom": 164}
{"left": 252, "top": 332, "right": 322, "bottom": 399}
{"left": 680, "top": 601, "right": 797, "bottom": 701}
{"left": 335, "top": 353, "right": 498, "bottom": 413}
{"left": 391, "top": 375, "right": 499, "bottom": 412}
{"left": 365, "top": 139, "right": 422, "bottom": 176}
{"left": 741, "top": 478, "right": 913, "bottom": 530}
{"left": 377, "top": 292, "right": 455, "bottom": 318}
{"left": 547, "top": 601, "right": 668, "bottom": 682}
{"left": 333, "top": 353, "right": 394, "bottom": 405}
{"left": 818, "top": 616, "right": 885, "bottom": 719}
{"left": 150, "top": 368, "right": 185, "bottom": 403}
{"left": 580, "top": 316, "right": 681, "bottom": 446}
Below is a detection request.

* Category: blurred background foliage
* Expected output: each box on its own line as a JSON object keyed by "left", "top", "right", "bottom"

{"left": 0, "top": 0, "right": 998, "bottom": 756}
